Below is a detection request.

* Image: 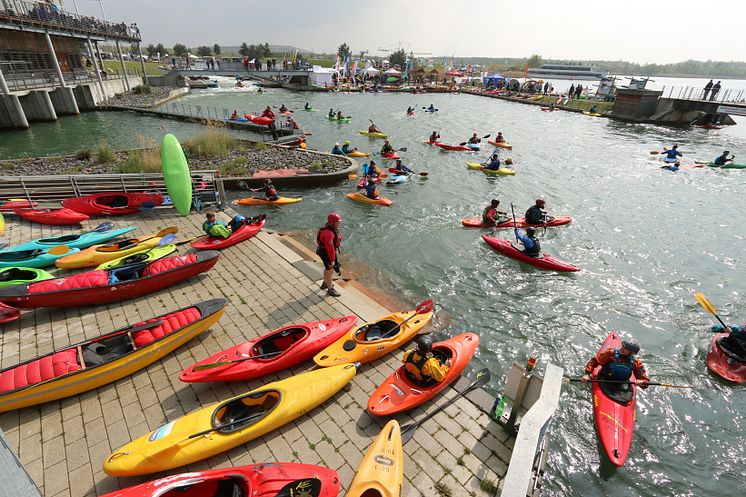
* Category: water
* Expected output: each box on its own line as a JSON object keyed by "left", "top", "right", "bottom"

{"left": 3, "top": 78, "right": 746, "bottom": 496}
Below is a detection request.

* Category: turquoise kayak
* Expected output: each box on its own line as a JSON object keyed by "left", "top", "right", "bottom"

{"left": 6, "top": 225, "right": 137, "bottom": 252}
{"left": 0, "top": 246, "right": 79, "bottom": 269}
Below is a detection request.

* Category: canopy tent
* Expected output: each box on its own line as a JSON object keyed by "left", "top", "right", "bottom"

{"left": 310, "top": 65, "right": 335, "bottom": 87}
{"left": 383, "top": 68, "right": 401, "bottom": 75}
{"left": 483, "top": 73, "right": 506, "bottom": 88}
{"left": 363, "top": 66, "right": 380, "bottom": 75}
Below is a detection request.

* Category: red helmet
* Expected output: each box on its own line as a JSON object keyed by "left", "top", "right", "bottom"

{"left": 536, "top": 198, "right": 546, "bottom": 207}
{"left": 327, "top": 212, "right": 342, "bottom": 223}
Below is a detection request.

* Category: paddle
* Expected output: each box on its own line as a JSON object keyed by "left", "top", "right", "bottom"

{"left": 459, "top": 134, "right": 491, "bottom": 146}
{"left": 187, "top": 411, "right": 266, "bottom": 439}
{"left": 92, "top": 221, "right": 115, "bottom": 232}
{"left": 510, "top": 203, "right": 518, "bottom": 236}
{"left": 564, "top": 378, "right": 692, "bottom": 389}
{"left": 141, "top": 226, "right": 179, "bottom": 244}
{"left": 695, "top": 291, "right": 728, "bottom": 329}
{"left": 157, "top": 234, "right": 177, "bottom": 246}
{"left": 400, "top": 368, "right": 491, "bottom": 444}
{"left": 192, "top": 350, "right": 284, "bottom": 371}
{"left": 47, "top": 244, "right": 71, "bottom": 256}
{"left": 379, "top": 299, "right": 434, "bottom": 340}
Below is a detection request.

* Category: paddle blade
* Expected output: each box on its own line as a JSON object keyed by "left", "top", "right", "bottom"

{"left": 415, "top": 299, "right": 434, "bottom": 315}
{"left": 158, "top": 226, "right": 179, "bottom": 237}
{"left": 419, "top": 172, "right": 428, "bottom": 177}
{"left": 649, "top": 151, "right": 660, "bottom": 155}
{"left": 399, "top": 147, "right": 408, "bottom": 152}
{"left": 695, "top": 292, "right": 717, "bottom": 315}
{"left": 93, "top": 221, "right": 115, "bottom": 232}
{"left": 47, "top": 244, "right": 70, "bottom": 255}
{"left": 158, "top": 233, "right": 177, "bottom": 246}
{"left": 274, "top": 478, "right": 322, "bottom": 497}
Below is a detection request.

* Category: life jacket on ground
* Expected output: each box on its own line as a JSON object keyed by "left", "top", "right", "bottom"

{"left": 404, "top": 350, "right": 431, "bottom": 382}
{"left": 599, "top": 347, "right": 635, "bottom": 381}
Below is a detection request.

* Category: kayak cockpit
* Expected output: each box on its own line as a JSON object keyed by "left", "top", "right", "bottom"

{"left": 97, "top": 195, "right": 130, "bottom": 208}
{"left": 37, "top": 233, "right": 81, "bottom": 244}
{"left": 212, "top": 390, "right": 281, "bottom": 433}
{"left": 718, "top": 337, "right": 746, "bottom": 362}
{"left": 404, "top": 348, "right": 453, "bottom": 387}
{"left": 355, "top": 320, "right": 399, "bottom": 342}
{"left": 98, "top": 238, "right": 139, "bottom": 252}
{"left": 251, "top": 328, "right": 309, "bottom": 358}
{"left": 0, "top": 268, "right": 37, "bottom": 282}
{"left": 0, "top": 249, "right": 42, "bottom": 262}
{"left": 154, "top": 476, "right": 248, "bottom": 497}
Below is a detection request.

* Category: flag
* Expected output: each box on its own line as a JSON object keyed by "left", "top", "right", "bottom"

{"left": 404, "top": 59, "right": 409, "bottom": 81}
{"left": 525, "top": 63, "right": 529, "bottom": 79}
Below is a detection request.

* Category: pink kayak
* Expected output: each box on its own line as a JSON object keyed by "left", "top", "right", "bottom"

{"left": 462, "top": 216, "right": 573, "bottom": 229}
{"left": 481, "top": 235, "right": 580, "bottom": 272}
{"left": 381, "top": 152, "right": 401, "bottom": 160}
{"left": 435, "top": 143, "right": 471, "bottom": 152}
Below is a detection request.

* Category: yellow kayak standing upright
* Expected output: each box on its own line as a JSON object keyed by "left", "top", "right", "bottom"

{"left": 103, "top": 363, "right": 358, "bottom": 476}
{"left": 347, "top": 420, "right": 404, "bottom": 497}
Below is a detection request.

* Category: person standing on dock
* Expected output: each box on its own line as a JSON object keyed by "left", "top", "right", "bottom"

{"left": 317, "top": 213, "right": 343, "bottom": 297}
{"left": 710, "top": 81, "right": 722, "bottom": 101}
{"left": 568, "top": 84, "right": 575, "bottom": 97}
{"left": 702, "top": 79, "right": 713, "bottom": 100}
{"left": 575, "top": 84, "right": 583, "bottom": 99}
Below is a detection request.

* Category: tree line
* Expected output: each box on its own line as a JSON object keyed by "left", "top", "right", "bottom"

{"left": 142, "top": 42, "right": 273, "bottom": 59}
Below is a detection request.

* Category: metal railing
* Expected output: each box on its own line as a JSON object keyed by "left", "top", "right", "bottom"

{"left": 0, "top": 0, "right": 140, "bottom": 41}
{"left": 660, "top": 85, "right": 746, "bottom": 104}
{"left": 0, "top": 170, "right": 222, "bottom": 207}
{"left": 2, "top": 68, "right": 138, "bottom": 93}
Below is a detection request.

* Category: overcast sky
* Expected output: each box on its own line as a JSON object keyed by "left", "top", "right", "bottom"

{"left": 66, "top": 0, "right": 745, "bottom": 63}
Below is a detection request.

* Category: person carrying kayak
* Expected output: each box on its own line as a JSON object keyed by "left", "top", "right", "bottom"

{"left": 261, "top": 106, "right": 275, "bottom": 120}
{"left": 304, "top": 102, "right": 311, "bottom": 110}
{"left": 402, "top": 335, "right": 450, "bottom": 384}
{"left": 368, "top": 122, "right": 383, "bottom": 134}
{"left": 331, "top": 142, "right": 345, "bottom": 155}
{"left": 710, "top": 322, "right": 746, "bottom": 356}
{"left": 426, "top": 104, "right": 436, "bottom": 112}
{"left": 524, "top": 198, "right": 554, "bottom": 225}
{"left": 202, "top": 211, "right": 246, "bottom": 239}
{"left": 328, "top": 108, "right": 335, "bottom": 119}
{"left": 495, "top": 132, "right": 506, "bottom": 143}
{"left": 428, "top": 131, "right": 440, "bottom": 143}
{"left": 483, "top": 199, "right": 508, "bottom": 227}
{"left": 514, "top": 227, "right": 541, "bottom": 257}
{"left": 393, "top": 159, "right": 414, "bottom": 175}
{"left": 484, "top": 153, "right": 502, "bottom": 171}
{"left": 250, "top": 179, "right": 279, "bottom": 201}
{"left": 581, "top": 340, "right": 650, "bottom": 396}
{"left": 713, "top": 150, "right": 735, "bottom": 166}
{"left": 468, "top": 133, "right": 481, "bottom": 145}
{"left": 406, "top": 106, "right": 415, "bottom": 116}
{"left": 230, "top": 110, "right": 238, "bottom": 120}
{"left": 381, "top": 140, "right": 395, "bottom": 155}
{"left": 341, "top": 141, "right": 357, "bottom": 154}
{"left": 363, "top": 178, "right": 381, "bottom": 200}
{"left": 316, "top": 213, "right": 342, "bottom": 297}
{"left": 662, "top": 145, "right": 682, "bottom": 162}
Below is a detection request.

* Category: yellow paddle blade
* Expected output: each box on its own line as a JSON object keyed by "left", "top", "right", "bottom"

{"left": 348, "top": 174, "right": 358, "bottom": 179}
{"left": 47, "top": 244, "right": 70, "bottom": 255}
{"left": 157, "top": 226, "right": 179, "bottom": 237}
{"left": 695, "top": 292, "right": 717, "bottom": 315}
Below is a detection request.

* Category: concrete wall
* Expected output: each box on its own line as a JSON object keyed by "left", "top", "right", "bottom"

{"left": 0, "top": 95, "right": 29, "bottom": 129}
{"left": 18, "top": 90, "right": 57, "bottom": 122}
{"left": 49, "top": 87, "right": 80, "bottom": 116}
{"left": 83, "top": 76, "right": 143, "bottom": 105}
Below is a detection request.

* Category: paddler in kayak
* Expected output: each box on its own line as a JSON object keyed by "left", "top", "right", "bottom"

{"left": 393, "top": 159, "right": 414, "bottom": 175}
{"left": 662, "top": 144, "right": 682, "bottom": 163}
{"left": 525, "top": 199, "right": 554, "bottom": 225}
{"left": 484, "top": 153, "right": 502, "bottom": 171}
{"left": 316, "top": 213, "right": 342, "bottom": 297}
{"left": 426, "top": 104, "right": 436, "bottom": 112}
{"left": 428, "top": 131, "right": 441, "bottom": 143}
{"left": 589, "top": 104, "right": 599, "bottom": 113}
{"left": 402, "top": 336, "right": 450, "bottom": 384}
{"left": 328, "top": 108, "right": 335, "bottom": 119}
{"left": 368, "top": 122, "right": 383, "bottom": 134}
{"left": 381, "top": 139, "right": 395, "bottom": 155}
{"left": 341, "top": 141, "right": 357, "bottom": 154}
{"left": 304, "top": 102, "right": 311, "bottom": 110}
{"left": 336, "top": 110, "right": 347, "bottom": 120}
{"left": 331, "top": 142, "right": 345, "bottom": 155}
{"left": 710, "top": 322, "right": 746, "bottom": 356}
{"left": 514, "top": 227, "right": 541, "bottom": 257}
{"left": 203, "top": 211, "right": 247, "bottom": 239}
{"left": 406, "top": 106, "right": 415, "bottom": 116}
{"left": 279, "top": 104, "right": 288, "bottom": 113}
{"left": 483, "top": 199, "right": 508, "bottom": 227}
{"left": 581, "top": 340, "right": 650, "bottom": 400}
{"left": 363, "top": 178, "right": 381, "bottom": 200}
{"left": 495, "top": 132, "right": 506, "bottom": 144}
{"left": 468, "top": 133, "right": 481, "bottom": 146}
{"left": 364, "top": 160, "right": 382, "bottom": 179}
{"left": 249, "top": 179, "right": 280, "bottom": 201}
{"left": 713, "top": 150, "right": 735, "bottom": 166}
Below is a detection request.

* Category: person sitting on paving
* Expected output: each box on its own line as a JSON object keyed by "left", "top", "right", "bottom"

{"left": 331, "top": 142, "right": 345, "bottom": 155}
{"left": 402, "top": 336, "right": 450, "bottom": 384}
{"left": 525, "top": 198, "right": 553, "bottom": 225}
{"left": 380, "top": 140, "right": 395, "bottom": 155}
{"left": 514, "top": 227, "right": 541, "bottom": 257}
{"left": 341, "top": 141, "right": 357, "bottom": 154}
{"left": 581, "top": 339, "right": 650, "bottom": 402}
{"left": 485, "top": 153, "right": 502, "bottom": 171}
{"left": 713, "top": 150, "right": 735, "bottom": 166}
{"left": 368, "top": 121, "right": 382, "bottom": 134}
{"left": 428, "top": 131, "right": 440, "bottom": 143}
{"left": 203, "top": 211, "right": 246, "bottom": 239}
{"left": 250, "top": 179, "right": 279, "bottom": 201}
{"left": 393, "top": 159, "right": 414, "bottom": 175}
{"left": 482, "top": 199, "right": 508, "bottom": 227}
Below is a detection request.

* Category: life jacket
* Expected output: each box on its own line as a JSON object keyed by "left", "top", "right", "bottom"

{"left": 203, "top": 220, "right": 230, "bottom": 239}
{"left": 482, "top": 206, "right": 497, "bottom": 224}
{"left": 264, "top": 186, "right": 277, "bottom": 197}
{"left": 600, "top": 347, "right": 635, "bottom": 381}
{"left": 404, "top": 350, "right": 431, "bottom": 381}
{"left": 316, "top": 225, "right": 339, "bottom": 251}
{"left": 522, "top": 235, "right": 541, "bottom": 257}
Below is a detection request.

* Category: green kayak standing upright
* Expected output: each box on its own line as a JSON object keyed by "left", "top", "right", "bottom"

{"left": 161, "top": 133, "right": 193, "bottom": 216}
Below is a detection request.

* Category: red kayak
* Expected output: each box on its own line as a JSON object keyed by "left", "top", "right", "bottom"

{"left": 0, "top": 200, "right": 38, "bottom": 212}
{"left": 244, "top": 113, "right": 274, "bottom": 125}
{"left": 482, "top": 235, "right": 580, "bottom": 272}
{"left": 191, "top": 219, "right": 265, "bottom": 250}
{"left": 15, "top": 208, "right": 89, "bottom": 225}
{"left": 697, "top": 124, "right": 723, "bottom": 130}
{"left": 367, "top": 332, "right": 479, "bottom": 415}
{"left": 462, "top": 216, "right": 573, "bottom": 229}
{"left": 707, "top": 333, "right": 746, "bottom": 384}
{"left": 0, "top": 252, "right": 219, "bottom": 308}
{"left": 435, "top": 143, "right": 471, "bottom": 152}
{"left": 100, "top": 462, "right": 340, "bottom": 497}
{"left": 62, "top": 192, "right": 164, "bottom": 216}
{"left": 357, "top": 176, "right": 381, "bottom": 188}
{"left": 592, "top": 332, "right": 636, "bottom": 466}
{"left": 381, "top": 152, "right": 401, "bottom": 160}
{"left": 0, "top": 303, "right": 20, "bottom": 324}
{"left": 180, "top": 315, "right": 358, "bottom": 382}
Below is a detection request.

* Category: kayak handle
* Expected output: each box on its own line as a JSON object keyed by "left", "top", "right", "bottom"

{"left": 106, "top": 451, "right": 130, "bottom": 463}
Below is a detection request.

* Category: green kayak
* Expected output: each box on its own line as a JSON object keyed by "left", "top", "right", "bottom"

{"left": 96, "top": 244, "right": 177, "bottom": 270}
{"left": 0, "top": 267, "right": 54, "bottom": 289}
{"left": 328, "top": 115, "right": 351, "bottom": 122}
{"left": 695, "top": 161, "right": 746, "bottom": 169}
{"left": 161, "top": 133, "right": 193, "bottom": 216}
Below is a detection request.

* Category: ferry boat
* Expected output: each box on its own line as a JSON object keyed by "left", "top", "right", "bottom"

{"left": 529, "top": 63, "right": 605, "bottom": 80}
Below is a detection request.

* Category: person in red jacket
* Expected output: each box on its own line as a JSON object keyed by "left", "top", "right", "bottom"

{"left": 261, "top": 106, "right": 275, "bottom": 120}
{"left": 582, "top": 339, "right": 650, "bottom": 401}
{"left": 316, "top": 212, "right": 342, "bottom": 297}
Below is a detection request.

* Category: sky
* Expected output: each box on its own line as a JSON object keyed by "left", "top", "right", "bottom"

{"left": 65, "top": 0, "right": 746, "bottom": 64}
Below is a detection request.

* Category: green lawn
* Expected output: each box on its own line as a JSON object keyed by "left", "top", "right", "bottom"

{"left": 307, "top": 58, "right": 334, "bottom": 68}
{"left": 102, "top": 60, "right": 168, "bottom": 76}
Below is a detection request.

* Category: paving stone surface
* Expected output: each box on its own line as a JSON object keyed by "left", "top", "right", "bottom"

{"left": 0, "top": 209, "right": 513, "bottom": 496}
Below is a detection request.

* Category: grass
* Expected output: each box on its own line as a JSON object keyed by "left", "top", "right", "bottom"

{"left": 219, "top": 157, "right": 250, "bottom": 177}
{"left": 94, "top": 142, "right": 116, "bottom": 164}
{"left": 75, "top": 148, "right": 92, "bottom": 161}
{"left": 130, "top": 84, "right": 152, "bottom": 95}
{"left": 184, "top": 129, "right": 233, "bottom": 158}
{"left": 434, "top": 482, "right": 453, "bottom": 497}
{"left": 479, "top": 479, "right": 498, "bottom": 496}
{"left": 533, "top": 95, "right": 614, "bottom": 113}
{"left": 307, "top": 58, "right": 334, "bottom": 68}
{"left": 102, "top": 60, "right": 168, "bottom": 76}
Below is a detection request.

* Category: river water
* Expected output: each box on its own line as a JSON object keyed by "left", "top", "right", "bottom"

{"left": 2, "top": 77, "right": 745, "bottom": 496}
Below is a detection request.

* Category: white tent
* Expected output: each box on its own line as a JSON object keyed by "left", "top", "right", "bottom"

{"left": 383, "top": 68, "right": 401, "bottom": 75}
{"left": 363, "top": 66, "right": 380, "bottom": 75}
{"left": 310, "top": 65, "right": 335, "bottom": 87}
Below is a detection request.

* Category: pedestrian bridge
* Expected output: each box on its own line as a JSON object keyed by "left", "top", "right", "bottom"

{"left": 177, "top": 66, "right": 314, "bottom": 78}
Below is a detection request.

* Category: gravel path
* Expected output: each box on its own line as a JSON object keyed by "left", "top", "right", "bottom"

{"left": 108, "top": 86, "right": 181, "bottom": 108}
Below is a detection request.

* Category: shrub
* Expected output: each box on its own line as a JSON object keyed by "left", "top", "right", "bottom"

{"left": 479, "top": 479, "right": 498, "bottom": 496}
{"left": 184, "top": 129, "right": 232, "bottom": 158}
{"left": 131, "top": 84, "right": 152, "bottom": 95}
{"left": 219, "top": 157, "right": 250, "bottom": 177}
{"left": 75, "top": 148, "right": 92, "bottom": 160}
{"left": 119, "top": 148, "right": 161, "bottom": 173}
{"left": 94, "top": 142, "right": 116, "bottom": 164}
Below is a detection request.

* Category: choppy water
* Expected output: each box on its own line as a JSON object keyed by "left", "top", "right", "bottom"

{"left": 2, "top": 78, "right": 745, "bottom": 496}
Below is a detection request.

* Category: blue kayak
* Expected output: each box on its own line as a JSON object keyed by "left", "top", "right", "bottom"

{"left": 0, "top": 247, "right": 80, "bottom": 269}
{"left": 386, "top": 175, "right": 409, "bottom": 185}
{"left": 6, "top": 226, "right": 137, "bottom": 252}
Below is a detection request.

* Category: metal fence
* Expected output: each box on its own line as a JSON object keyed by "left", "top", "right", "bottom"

{"left": 2, "top": 68, "right": 136, "bottom": 92}
{"left": 660, "top": 85, "right": 746, "bottom": 104}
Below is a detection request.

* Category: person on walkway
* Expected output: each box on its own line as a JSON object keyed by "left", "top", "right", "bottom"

{"left": 331, "top": 142, "right": 345, "bottom": 155}
{"left": 575, "top": 84, "right": 583, "bottom": 99}
{"left": 514, "top": 227, "right": 541, "bottom": 257}
{"left": 380, "top": 139, "right": 395, "bottom": 155}
{"left": 581, "top": 339, "right": 650, "bottom": 390}
{"left": 402, "top": 336, "right": 450, "bottom": 384}
{"left": 662, "top": 145, "right": 683, "bottom": 163}
{"left": 202, "top": 211, "right": 246, "bottom": 239}
{"left": 485, "top": 153, "right": 502, "bottom": 171}
{"left": 568, "top": 84, "right": 575, "bottom": 97}
{"left": 703, "top": 79, "right": 714, "bottom": 100}
{"left": 393, "top": 159, "right": 414, "bottom": 175}
{"left": 543, "top": 81, "right": 550, "bottom": 95}
{"left": 261, "top": 106, "right": 275, "bottom": 120}
{"left": 482, "top": 199, "right": 507, "bottom": 227}
{"left": 368, "top": 121, "right": 382, "bottom": 134}
{"left": 710, "top": 81, "right": 722, "bottom": 101}
{"left": 341, "top": 141, "right": 357, "bottom": 154}
{"left": 495, "top": 132, "right": 506, "bottom": 144}
{"left": 250, "top": 179, "right": 279, "bottom": 201}
{"left": 317, "top": 213, "right": 342, "bottom": 297}
{"left": 525, "top": 198, "right": 553, "bottom": 225}
{"left": 428, "top": 131, "right": 440, "bottom": 143}
{"left": 710, "top": 322, "right": 746, "bottom": 355}
{"left": 714, "top": 151, "right": 735, "bottom": 166}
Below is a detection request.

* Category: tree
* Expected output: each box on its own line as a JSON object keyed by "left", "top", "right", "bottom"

{"left": 390, "top": 49, "right": 407, "bottom": 68}
{"left": 173, "top": 44, "right": 188, "bottom": 56}
{"left": 213, "top": 44, "right": 221, "bottom": 56}
{"left": 263, "top": 42, "right": 271, "bottom": 58}
{"left": 337, "top": 43, "right": 350, "bottom": 59}
{"left": 155, "top": 43, "right": 165, "bottom": 55}
{"left": 527, "top": 54, "right": 543, "bottom": 68}
{"left": 145, "top": 44, "right": 156, "bottom": 57}
{"left": 196, "top": 46, "right": 212, "bottom": 57}
{"left": 238, "top": 42, "right": 250, "bottom": 56}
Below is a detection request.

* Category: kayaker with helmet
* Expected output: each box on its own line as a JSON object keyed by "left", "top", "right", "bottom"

{"left": 402, "top": 335, "right": 450, "bottom": 384}
{"left": 483, "top": 199, "right": 508, "bottom": 227}
{"left": 406, "top": 106, "right": 415, "bottom": 116}
{"left": 581, "top": 340, "right": 650, "bottom": 396}
{"left": 363, "top": 179, "right": 381, "bottom": 200}
{"left": 368, "top": 122, "right": 383, "bottom": 134}
{"left": 364, "top": 161, "right": 382, "bottom": 179}
{"left": 713, "top": 151, "right": 734, "bottom": 166}
{"left": 589, "top": 104, "right": 599, "bottom": 113}
{"left": 514, "top": 227, "right": 541, "bottom": 257}
{"left": 341, "top": 141, "right": 357, "bottom": 154}
{"left": 381, "top": 140, "right": 395, "bottom": 155}
{"left": 428, "top": 131, "right": 440, "bottom": 143}
{"left": 316, "top": 213, "right": 343, "bottom": 297}
{"left": 328, "top": 108, "right": 335, "bottom": 119}
{"left": 202, "top": 211, "right": 246, "bottom": 239}
{"left": 525, "top": 199, "right": 554, "bottom": 225}
{"left": 261, "top": 106, "right": 275, "bottom": 120}
{"left": 426, "top": 104, "right": 436, "bottom": 112}
{"left": 495, "top": 132, "right": 506, "bottom": 143}
{"left": 304, "top": 102, "right": 311, "bottom": 110}
{"left": 393, "top": 159, "right": 414, "bottom": 175}
{"left": 662, "top": 145, "right": 682, "bottom": 163}
{"left": 331, "top": 142, "right": 345, "bottom": 155}
{"left": 229, "top": 110, "right": 238, "bottom": 120}
{"left": 336, "top": 110, "right": 347, "bottom": 120}
{"left": 250, "top": 179, "right": 279, "bottom": 201}
{"left": 710, "top": 322, "right": 746, "bottom": 356}
{"left": 485, "top": 153, "right": 502, "bottom": 171}
{"left": 279, "top": 104, "right": 288, "bottom": 113}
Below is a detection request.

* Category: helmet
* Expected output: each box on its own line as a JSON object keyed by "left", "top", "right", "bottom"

{"left": 396, "top": 159, "right": 402, "bottom": 164}
{"left": 723, "top": 150, "right": 730, "bottom": 155}
{"left": 621, "top": 341, "right": 640, "bottom": 354}
{"left": 415, "top": 335, "right": 432, "bottom": 352}
{"left": 327, "top": 212, "right": 342, "bottom": 223}
{"left": 672, "top": 144, "right": 678, "bottom": 149}
{"left": 344, "top": 140, "right": 350, "bottom": 145}
{"left": 264, "top": 179, "right": 273, "bottom": 185}
{"left": 536, "top": 198, "right": 546, "bottom": 207}
{"left": 370, "top": 160, "right": 376, "bottom": 166}
{"left": 335, "top": 142, "right": 340, "bottom": 146}
{"left": 491, "top": 199, "right": 499, "bottom": 207}
{"left": 526, "top": 227, "right": 537, "bottom": 236}
{"left": 505, "top": 158, "right": 514, "bottom": 165}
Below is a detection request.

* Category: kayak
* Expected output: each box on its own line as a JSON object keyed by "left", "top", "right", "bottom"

{"left": 0, "top": 200, "right": 37, "bottom": 212}
{"left": 481, "top": 235, "right": 580, "bottom": 272}
{"left": 234, "top": 196, "right": 302, "bottom": 206}
{"left": 422, "top": 140, "right": 438, "bottom": 145}
{"left": 302, "top": 108, "right": 318, "bottom": 111}
{"left": 0, "top": 299, "right": 225, "bottom": 412}
{"left": 327, "top": 115, "right": 351, "bottom": 122}
{"left": 100, "top": 463, "right": 341, "bottom": 497}
{"left": 467, "top": 143, "right": 481, "bottom": 151}
{"left": 386, "top": 175, "right": 408, "bottom": 185}
{"left": 695, "top": 161, "right": 746, "bottom": 169}
{"left": 180, "top": 315, "right": 358, "bottom": 382}
{"left": 55, "top": 228, "right": 177, "bottom": 268}
{"left": 14, "top": 208, "right": 89, "bottom": 226}
{"left": 359, "top": 130, "right": 388, "bottom": 139}
{"left": 381, "top": 152, "right": 401, "bottom": 160}
{"left": 0, "top": 251, "right": 219, "bottom": 308}
{"left": 191, "top": 219, "right": 265, "bottom": 250}
{"left": 103, "top": 363, "right": 358, "bottom": 476}
{"left": 592, "top": 332, "right": 636, "bottom": 466}
{"left": 368, "top": 333, "right": 479, "bottom": 415}
{"left": 0, "top": 303, "right": 19, "bottom": 324}
{"left": 0, "top": 267, "right": 53, "bottom": 289}
{"left": 346, "top": 420, "right": 403, "bottom": 497}
{"left": 583, "top": 111, "right": 604, "bottom": 117}
{"left": 346, "top": 192, "right": 393, "bottom": 207}
{"left": 462, "top": 216, "right": 573, "bottom": 229}
{"left": 161, "top": 133, "right": 193, "bottom": 216}
{"left": 435, "top": 143, "right": 471, "bottom": 152}
{"left": 346, "top": 151, "right": 371, "bottom": 158}
{"left": 96, "top": 244, "right": 176, "bottom": 270}
{"left": 62, "top": 192, "right": 164, "bottom": 216}
{"left": 8, "top": 226, "right": 138, "bottom": 252}
{"left": 466, "top": 162, "right": 516, "bottom": 176}
{"left": 487, "top": 140, "right": 513, "bottom": 149}
{"left": 707, "top": 332, "right": 746, "bottom": 384}
{"left": 244, "top": 114, "right": 274, "bottom": 125}
{"left": 314, "top": 307, "right": 434, "bottom": 366}
{"left": 357, "top": 176, "right": 381, "bottom": 188}
{"left": 0, "top": 246, "right": 79, "bottom": 269}
{"left": 697, "top": 124, "right": 723, "bottom": 129}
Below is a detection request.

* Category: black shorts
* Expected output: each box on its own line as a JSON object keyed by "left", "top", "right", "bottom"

{"left": 316, "top": 248, "right": 333, "bottom": 269}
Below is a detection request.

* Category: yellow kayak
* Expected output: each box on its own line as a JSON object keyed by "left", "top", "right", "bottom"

{"left": 359, "top": 130, "right": 388, "bottom": 139}
{"left": 55, "top": 228, "right": 177, "bottom": 269}
{"left": 96, "top": 244, "right": 177, "bottom": 270}
{"left": 346, "top": 420, "right": 403, "bottom": 497}
{"left": 583, "top": 111, "right": 603, "bottom": 117}
{"left": 233, "top": 196, "right": 303, "bottom": 206}
{"left": 466, "top": 162, "right": 516, "bottom": 176}
{"left": 346, "top": 151, "right": 371, "bottom": 158}
{"left": 488, "top": 140, "right": 513, "bottom": 149}
{"left": 103, "top": 363, "right": 358, "bottom": 476}
{"left": 346, "top": 192, "right": 393, "bottom": 207}
{"left": 0, "top": 212, "right": 4, "bottom": 236}
{"left": 314, "top": 308, "right": 433, "bottom": 367}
